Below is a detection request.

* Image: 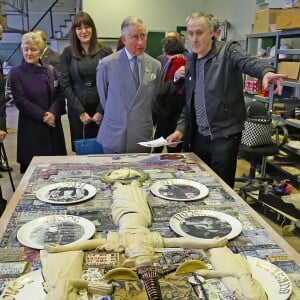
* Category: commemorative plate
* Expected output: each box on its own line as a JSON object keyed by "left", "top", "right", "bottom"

{"left": 0, "top": 270, "right": 45, "bottom": 299}
{"left": 150, "top": 179, "right": 209, "bottom": 201}
{"left": 169, "top": 210, "right": 242, "bottom": 240}
{"left": 35, "top": 182, "right": 97, "bottom": 204}
{"left": 17, "top": 215, "right": 95, "bottom": 250}
{"left": 247, "top": 256, "right": 292, "bottom": 300}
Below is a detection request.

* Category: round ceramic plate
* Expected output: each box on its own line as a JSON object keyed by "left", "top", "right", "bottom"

{"left": 17, "top": 215, "right": 95, "bottom": 250}
{"left": 0, "top": 270, "right": 45, "bottom": 299}
{"left": 247, "top": 256, "right": 292, "bottom": 300}
{"left": 35, "top": 182, "right": 97, "bottom": 204}
{"left": 150, "top": 179, "right": 209, "bottom": 201}
{"left": 169, "top": 210, "right": 242, "bottom": 240}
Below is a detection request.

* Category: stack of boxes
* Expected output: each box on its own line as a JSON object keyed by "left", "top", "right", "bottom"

{"left": 253, "top": 0, "right": 300, "bottom": 33}
{"left": 252, "top": 0, "right": 300, "bottom": 83}
{"left": 276, "top": 3, "right": 300, "bottom": 30}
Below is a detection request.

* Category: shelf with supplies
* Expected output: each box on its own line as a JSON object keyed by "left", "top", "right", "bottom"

{"left": 245, "top": 28, "right": 300, "bottom": 187}
{"left": 272, "top": 114, "right": 300, "bottom": 129}
{"left": 245, "top": 28, "right": 300, "bottom": 120}
{"left": 266, "top": 156, "right": 300, "bottom": 189}
{"left": 246, "top": 29, "right": 300, "bottom": 40}
{"left": 280, "top": 142, "right": 300, "bottom": 156}
{"left": 277, "top": 48, "right": 300, "bottom": 56}
{"left": 281, "top": 80, "right": 300, "bottom": 88}
{"left": 253, "top": 94, "right": 270, "bottom": 103}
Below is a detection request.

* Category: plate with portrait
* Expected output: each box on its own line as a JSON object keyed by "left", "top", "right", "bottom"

{"left": 35, "top": 182, "right": 97, "bottom": 204}
{"left": 17, "top": 215, "right": 95, "bottom": 250}
{"left": 247, "top": 256, "right": 292, "bottom": 300}
{"left": 169, "top": 210, "right": 242, "bottom": 240}
{"left": 150, "top": 179, "right": 209, "bottom": 201}
{"left": 0, "top": 270, "right": 46, "bottom": 299}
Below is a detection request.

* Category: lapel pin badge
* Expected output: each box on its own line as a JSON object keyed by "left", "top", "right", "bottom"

{"left": 150, "top": 73, "right": 157, "bottom": 80}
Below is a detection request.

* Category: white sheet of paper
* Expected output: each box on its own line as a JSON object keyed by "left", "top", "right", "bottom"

{"left": 138, "top": 137, "right": 181, "bottom": 148}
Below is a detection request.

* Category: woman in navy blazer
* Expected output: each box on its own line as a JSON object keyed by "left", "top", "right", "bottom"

{"left": 60, "top": 12, "right": 112, "bottom": 151}
{"left": 10, "top": 32, "right": 67, "bottom": 173}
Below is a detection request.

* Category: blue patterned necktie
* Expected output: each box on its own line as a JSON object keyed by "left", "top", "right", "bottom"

{"left": 132, "top": 56, "right": 140, "bottom": 88}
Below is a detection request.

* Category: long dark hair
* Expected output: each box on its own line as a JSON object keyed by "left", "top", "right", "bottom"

{"left": 70, "top": 11, "right": 102, "bottom": 58}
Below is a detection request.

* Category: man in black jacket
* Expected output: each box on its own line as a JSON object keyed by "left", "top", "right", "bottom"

{"left": 167, "top": 12, "right": 287, "bottom": 188}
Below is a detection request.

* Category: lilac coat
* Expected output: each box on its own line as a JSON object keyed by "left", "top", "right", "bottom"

{"left": 10, "top": 62, "right": 67, "bottom": 165}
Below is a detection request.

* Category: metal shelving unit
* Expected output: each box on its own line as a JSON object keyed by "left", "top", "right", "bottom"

{"left": 272, "top": 115, "right": 300, "bottom": 129}
{"left": 246, "top": 29, "right": 300, "bottom": 186}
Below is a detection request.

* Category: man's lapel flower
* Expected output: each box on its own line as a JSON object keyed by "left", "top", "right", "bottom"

{"left": 150, "top": 73, "right": 157, "bottom": 81}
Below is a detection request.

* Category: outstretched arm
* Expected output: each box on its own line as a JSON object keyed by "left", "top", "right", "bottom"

{"left": 163, "top": 236, "right": 228, "bottom": 249}
{"left": 44, "top": 239, "right": 106, "bottom": 253}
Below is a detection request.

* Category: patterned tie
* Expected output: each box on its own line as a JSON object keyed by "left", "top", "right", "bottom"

{"left": 132, "top": 56, "right": 140, "bottom": 88}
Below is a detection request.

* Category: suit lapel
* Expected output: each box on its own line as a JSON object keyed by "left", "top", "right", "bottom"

{"left": 128, "top": 54, "right": 154, "bottom": 110}
{"left": 70, "top": 57, "right": 83, "bottom": 83}
{"left": 119, "top": 50, "right": 137, "bottom": 92}
{"left": 141, "top": 55, "right": 151, "bottom": 85}
{"left": 43, "top": 48, "right": 51, "bottom": 59}
{"left": 116, "top": 51, "right": 138, "bottom": 108}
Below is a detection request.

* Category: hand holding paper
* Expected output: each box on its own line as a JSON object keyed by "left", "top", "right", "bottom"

{"left": 138, "top": 137, "right": 182, "bottom": 148}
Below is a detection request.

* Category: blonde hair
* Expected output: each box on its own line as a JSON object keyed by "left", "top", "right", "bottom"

{"left": 21, "top": 32, "right": 45, "bottom": 51}
{"left": 31, "top": 29, "right": 47, "bottom": 43}
{"left": 165, "top": 31, "right": 180, "bottom": 39}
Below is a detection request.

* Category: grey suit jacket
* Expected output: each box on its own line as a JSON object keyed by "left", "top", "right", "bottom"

{"left": 96, "top": 49, "right": 161, "bottom": 154}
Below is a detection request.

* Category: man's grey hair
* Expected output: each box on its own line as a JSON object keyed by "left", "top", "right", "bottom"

{"left": 121, "top": 16, "right": 146, "bottom": 36}
{"left": 186, "top": 12, "right": 220, "bottom": 31}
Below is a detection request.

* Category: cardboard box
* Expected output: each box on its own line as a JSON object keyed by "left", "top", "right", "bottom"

{"left": 278, "top": 61, "right": 300, "bottom": 82}
{"left": 266, "top": 0, "right": 292, "bottom": 8}
{"left": 0, "top": 15, "right": 7, "bottom": 27}
{"left": 253, "top": 9, "right": 281, "bottom": 33}
{"left": 276, "top": 7, "right": 300, "bottom": 29}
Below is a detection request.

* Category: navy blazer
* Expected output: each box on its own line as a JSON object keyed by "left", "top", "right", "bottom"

{"left": 10, "top": 62, "right": 66, "bottom": 164}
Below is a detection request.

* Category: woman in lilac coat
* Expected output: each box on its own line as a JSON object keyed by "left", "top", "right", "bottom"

{"left": 10, "top": 32, "right": 66, "bottom": 173}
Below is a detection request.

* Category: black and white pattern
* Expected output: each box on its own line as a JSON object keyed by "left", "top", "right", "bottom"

{"left": 241, "top": 116, "right": 272, "bottom": 146}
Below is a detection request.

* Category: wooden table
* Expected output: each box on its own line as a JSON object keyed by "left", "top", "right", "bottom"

{"left": 0, "top": 153, "right": 299, "bottom": 299}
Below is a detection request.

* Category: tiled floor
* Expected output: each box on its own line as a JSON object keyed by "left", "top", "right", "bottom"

{"left": 1, "top": 104, "right": 299, "bottom": 252}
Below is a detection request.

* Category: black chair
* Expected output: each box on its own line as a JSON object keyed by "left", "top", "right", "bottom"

{"left": 237, "top": 122, "right": 288, "bottom": 187}
{"left": 0, "top": 185, "right": 7, "bottom": 217}
{"left": 235, "top": 142, "right": 280, "bottom": 203}
{"left": 235, "top": 101, "right": 288, "bottom": 194}
{"left": 238, "top": 142, "right": 279, "bottom": 183}
{"left": 0, "top": 143, "right": 15, "bottom": 192}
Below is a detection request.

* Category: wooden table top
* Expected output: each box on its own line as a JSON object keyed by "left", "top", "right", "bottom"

{"left": 0, "top": 153, "right": 299, "bottom": 299}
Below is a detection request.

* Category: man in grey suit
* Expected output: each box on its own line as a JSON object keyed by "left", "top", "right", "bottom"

{"left": 96, "top": 16, "right": 161, "bottom": 154}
